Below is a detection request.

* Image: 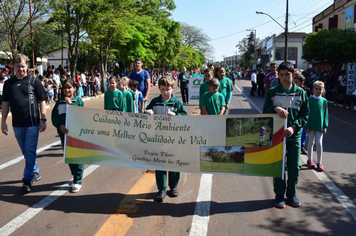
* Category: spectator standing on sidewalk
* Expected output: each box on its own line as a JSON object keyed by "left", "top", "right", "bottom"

{"left": 177, "top": 67, "right": 190, "bottom": 104}
{"left": 250, "top": 69, "right": 257, "bottom": 96}
{"left": 1, "top": 54, "right": 47, "bottom": 193}
{"left": 257, "top": 69, "right": 265, "bottom": 97}
{"left": 265, "top": 63, "right": 278, "bottom": 93}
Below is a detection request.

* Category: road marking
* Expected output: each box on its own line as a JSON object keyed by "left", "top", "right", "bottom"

{"left": 329, "top": 115, "right": 356, "bottom": 128}
{"left": 300, "top": 155, "right": 356, "bottom": 220}
{"left": 234, "top": 85, "right": 262, "bottom": 113}
{"left": 189, "top": 174, "right": 213, "bottom": 236}
{"left": 0, "top": 165, "right": 100, "bottom": 236}
{"left": 0, "top": 141, "right": 61, "bottom": 170}
{"left": 95, "top": 171, "right": 156, "bottom": 236}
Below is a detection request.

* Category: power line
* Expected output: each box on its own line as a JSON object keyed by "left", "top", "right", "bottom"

{"left": 210, "top": 15, "right": 285, "bottom": 41}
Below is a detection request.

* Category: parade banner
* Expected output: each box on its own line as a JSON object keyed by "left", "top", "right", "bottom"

{"left": 64, "top": 106, "right": 286, "bottom": 177}
{"left": 189, "top": 75, "right": 204, "bottom": 101}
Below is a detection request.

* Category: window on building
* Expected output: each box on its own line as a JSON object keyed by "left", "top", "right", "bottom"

{"left": 314, "top": 23, "right": 323, "bottom": 32}
{"left": 275, "top": 48, "right": 284, "bottom": 61}
{"left": 275, "top": 47, "right": 297, "bottom": 61}
{"left": 329, "top": 15, "right": 338, "bottom": 30}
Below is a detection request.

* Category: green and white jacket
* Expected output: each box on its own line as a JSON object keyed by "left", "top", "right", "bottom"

{"left": 146, "top": 94, "right": 187, "bottom": 116}
{"left": 263, "top": 82, "right": 309, "bottom": 141}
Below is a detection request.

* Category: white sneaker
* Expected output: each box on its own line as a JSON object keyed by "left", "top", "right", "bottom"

{"left": 70, "top": 184, "right": 82, "bottom": 193}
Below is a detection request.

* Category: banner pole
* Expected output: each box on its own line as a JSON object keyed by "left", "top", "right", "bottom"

{"left": 281, "top": 119, "right": 287, "bottom": 180}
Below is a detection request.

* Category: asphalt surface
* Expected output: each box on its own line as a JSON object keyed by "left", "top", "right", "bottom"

{"left": 0, "top": 79, "right": 356, "bottom": 236}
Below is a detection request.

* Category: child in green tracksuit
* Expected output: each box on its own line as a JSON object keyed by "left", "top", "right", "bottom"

{"left": 51, "top": 79, "right": 84, "bottom": 193}
{"left": 305, "top": 81, "right": 328, "bottom": 172}
{"left": 199, "top": 68, "right": 213, "bottom": 110}
{"left": 118, "top": 77, "right": 134, "bottom": 112}
{"left": 104, "top": 76, "right": 124, "bottom": 111}
{"left": 201, "top": 78, "right": 226, "bottom": 115}
{"left": 263, "top": 62, "right": 309, "bottom": 208}
{"left": 145, "top": 75, "right": 187, "bottom": 202}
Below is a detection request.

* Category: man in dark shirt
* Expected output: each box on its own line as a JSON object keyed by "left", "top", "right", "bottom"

{"left": 1, "top": 54, "right": 47, "bottom": 193}
{"left": 257, "top": 69, "right": 266, "bottom": 97}
{"left": 177, "top": 67, "right": 190, "bottom": 104}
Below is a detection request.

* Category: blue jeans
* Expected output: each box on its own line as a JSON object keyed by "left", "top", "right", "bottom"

{"left": 301, "top": 127, "right": 308, "bottom": 148}
{"left": 13, "top": 126, "right": 40, "bottom": 182}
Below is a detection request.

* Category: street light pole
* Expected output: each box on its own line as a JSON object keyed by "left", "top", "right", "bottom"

{"left": 256, "top": 0, "right": 289, "bottom": 62}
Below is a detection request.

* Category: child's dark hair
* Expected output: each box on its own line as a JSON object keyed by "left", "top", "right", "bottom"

{"left": 208, "top": 78, "right": 219, "bottom": 87}
{"left": 294, "top": 72, "right": 305, "bottom": 82}
{"left": 203, "top": 68, "right": 211, "bottom": 73}
{"left": 158, "top": 76, "right": 174, "bottom": 88}
{"left": 277, "top": 61, "right": 294, "bottom": 73}
{"left": 0, "top": 76, "right": 5, "bottom": 81}
{"left": 62, "top": 79, "right": 76, "bottom": 88}
{"left": 130, "top": 79, "right": 139, "bottom": 87}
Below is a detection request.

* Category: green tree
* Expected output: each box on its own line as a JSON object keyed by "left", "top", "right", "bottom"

{"left": 50, "top": 0, "right": 90, "bottom": 78}
{"left": 84, "top": 0, "right": 132, "bottom": 91}
{"left": 302, "top": 28, "right": 356, "bottom": 76}
{"left": 0, "top": 0, "right": 49, "bottom": 63}
{"left": 23, "top": 24, "right": 63, "bottom": 67}
{"left": 180, "top": 22, "right": 213, "bottom": 64}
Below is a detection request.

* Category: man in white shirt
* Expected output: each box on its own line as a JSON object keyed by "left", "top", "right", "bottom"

{"left": 80, "top": 71, "right": 88, "bottom": 96}
{"left": 250, "top": 69, "right": 257, "bottom": 96}
{"left": 52, "top": 69, "right": 61, "bottom": 100}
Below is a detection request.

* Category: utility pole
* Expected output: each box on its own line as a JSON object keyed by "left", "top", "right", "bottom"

{"left": 29, "top": 0, "right": 35, "bottom": 68}
{"left": 285, "top": 0, "right": 289, "bottom": 62}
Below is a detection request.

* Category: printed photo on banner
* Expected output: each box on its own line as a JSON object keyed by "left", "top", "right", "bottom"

{"left": 200, "top": 146, "right": 244, "bottom": 174}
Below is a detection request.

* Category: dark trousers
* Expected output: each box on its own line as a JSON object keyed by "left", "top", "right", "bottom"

{"left": 155, "top": 170, "right": 180, "bottom": 191}
{"left": 274, "top": 140, "right": 301, "bottom": 196}
{"left": 257, "top": 83, "right": 265, "bottom": 97}
{"left": 250, "top": 82, "right": 257, "bottom": 95}
{"left": 59, "top": 131, "right": 84, "bottom": 184}
{"left": 180, "top": 87, "right": 189, "bottom": 103}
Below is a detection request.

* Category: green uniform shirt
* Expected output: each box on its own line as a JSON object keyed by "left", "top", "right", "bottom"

{"left": 199, "top": 81, "right": 210, "bottom": 109}
{"left": 123, "top": 90, "right": 134, "bottom": 112}
{"left": 263, "top": 82, "right": 309, "bottom": 141}
{"left": 218, "top": 77, "right": 233, "bottom": 104}
{"left": 305, "top": 96, "right": 328, "bottom": 131}
{"left": 104, "top": 89, "right": 124, "bottom": 111}
{"left": 201, "top": 91, "right": 226, "bottom": 115}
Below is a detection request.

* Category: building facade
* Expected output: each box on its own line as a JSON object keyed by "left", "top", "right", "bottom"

{"left": 256, "top": 32, "right": 309, "bottom": 71}
{"left": 312, "top": 0, "right": 356, "bottom": 71}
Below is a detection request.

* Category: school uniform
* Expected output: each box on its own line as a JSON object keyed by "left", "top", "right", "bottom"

{"left": 201, "top": 91, "right": 226, "bottom": 115}
{"left": 146, "top": 94, "right": 187, "bottom": 192}
{"left": 51, "top": 95, "right": 84, "bottom": 185}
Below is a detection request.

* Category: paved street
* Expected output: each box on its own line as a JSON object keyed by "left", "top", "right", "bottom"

{"left": 1, "top": 79, "right": 356, "bottom": 236}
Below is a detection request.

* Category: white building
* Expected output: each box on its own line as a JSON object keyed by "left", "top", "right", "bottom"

{"left": 256, "top": 32, "right": 310, "bottom": 70}
{"left": 44, "top": 47, "right": 69, "bottom": 69}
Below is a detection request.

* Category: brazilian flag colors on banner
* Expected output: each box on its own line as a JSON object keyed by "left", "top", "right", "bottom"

{"left": 64, "top": 106, "right": 286, "bottom": 177}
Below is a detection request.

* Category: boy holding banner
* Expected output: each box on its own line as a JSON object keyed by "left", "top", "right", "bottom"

{"left": 263, "top": 62, "right": 309, "bottom": 208}
{"left": 145, "top": 76, "right": 187, "bottom": 202}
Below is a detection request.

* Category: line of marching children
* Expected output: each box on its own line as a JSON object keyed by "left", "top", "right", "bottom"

{"left": 50, "top": 61, "right": 328, "bottom": 210}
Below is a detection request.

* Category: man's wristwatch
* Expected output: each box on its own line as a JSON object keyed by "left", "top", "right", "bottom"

{"left": 40, "top": 118, "right": 47, "bottom": 122}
